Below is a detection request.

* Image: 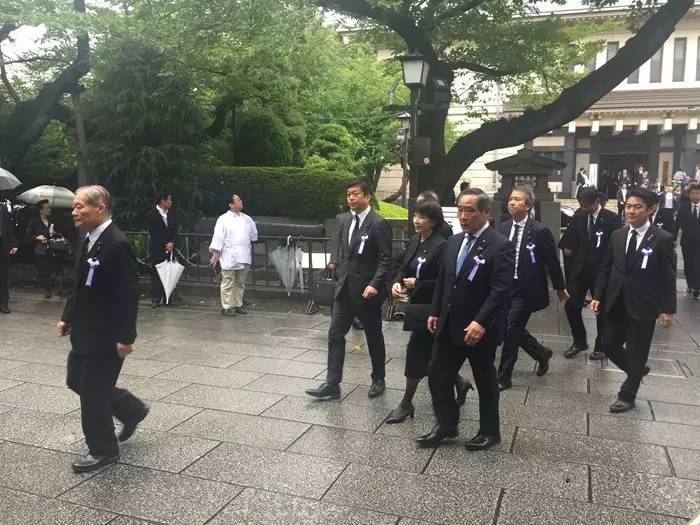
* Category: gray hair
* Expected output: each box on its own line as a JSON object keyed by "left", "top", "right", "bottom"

{"left": 76, "top": 185, "right": 112, "bottom": 216}
{"left": 511, "top": 185, "right": 535, "bottom": 210}
{"left": 457, "top": 187, "right": 490, "bottom": 212}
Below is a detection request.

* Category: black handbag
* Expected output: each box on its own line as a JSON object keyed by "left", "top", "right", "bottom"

{"left": 306, "top": 269, "right": 337, "bottom": 314}
{"left": 395, "top": 303, "right": 431, "bottom": 332}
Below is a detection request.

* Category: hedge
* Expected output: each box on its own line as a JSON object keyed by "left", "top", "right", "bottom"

{"left": 203, "top": 166, "right": 355, "bottom": 220}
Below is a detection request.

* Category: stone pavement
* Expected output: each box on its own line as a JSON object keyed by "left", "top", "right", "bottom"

{"left": 0, "top": 289, "right": 699, "bottom": 525}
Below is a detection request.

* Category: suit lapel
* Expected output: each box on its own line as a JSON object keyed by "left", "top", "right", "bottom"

{"left": 455, "top": 228, "right": 490, "bottom": 283}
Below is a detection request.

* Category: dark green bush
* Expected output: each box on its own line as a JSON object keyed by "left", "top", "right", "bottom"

{"left": 234, "top": 107, "right": 293, "bottom": 166}
{"left": 203, "top": 166, "right": 355, "bottom": 220}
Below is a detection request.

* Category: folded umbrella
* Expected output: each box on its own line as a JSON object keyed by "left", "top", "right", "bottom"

{"left": 0, "top": 166, "right": 21, "bottom": 190}
{"left": 155, "top": 252, "right": 184, "bottom": 304}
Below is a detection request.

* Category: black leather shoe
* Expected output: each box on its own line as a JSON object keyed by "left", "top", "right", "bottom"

{"left": 221, "top": 308, "right": 236, "bottom": 317}
{"left": 385, "top": 404, "right": 415, "bottom": 424}
{"left": 368, "top": 379, "right": 386, "bottom": 398}
{"left": 498, "top": 378, "right": 512, "bottom": 391}
{"left": 564, "top": 342, "right": 588, "bottom": 358}
{"left": 589, "top": 350, "right": 606, "bottom": 361}
{"left": 234, "top": 307, "right": 247, "bottom": 314}
{"left": 609, "top": 399, "right": 635, "bottom": 413}
{"left": 694, "top": 290, "right": 700, "bottom": 300}
{"left": 118, "top": 404, "right": 150, "bottom": 443}
{"left": 464, "top": 434, "right": 501, "bottom": 451}
{"left": 151, "top": 300, "right": 162, "bottom": 308}
{"left": 305, "top": 383, "right": 341, "bottom": 400}
{"left": 643, "top": 365, "right": 651, "bottom": 376}
{"left": 536, "top": 349, "right": 553, "bottom": 377}
{"left": 71, "top": 454, "right": 119, "bottom": 473}
{"left": 0, "top": 305, "right": 10, "bottom": 314}
{"left": 415, "top": 426, "right": 458, "bottom": 448}
{"left": 455, "top": 380, "right": 473, "bottom": 405}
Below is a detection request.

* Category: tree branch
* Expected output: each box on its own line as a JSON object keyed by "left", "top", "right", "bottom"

{"left": 445, "top": 0, "right": 694, "bottom": 174}
{"left": 434, "top": 0, "right": 488, "bottom": 23}
{"left": 0, "top": 47, "right": 21, "bottom": 104}
{"left": 448, "top": 60, "right": 528, "bottom": 77}
{"left": 0, "top": 24, "right": 18, "bottom": 44}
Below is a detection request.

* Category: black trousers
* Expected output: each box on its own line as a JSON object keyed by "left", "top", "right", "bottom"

{"left": 66, "top": 350, "right": 146, "bottom": 456}
{"left": 498, "top": 292, "right": 548, "bottom": 381}
{"left": 681, "top": 244, "right": 700, "bottom": 290}
{"left": 601, "top": 299, "right": 656, "bottom": 403}
{"left": 149, "top": 264, "right": 166, "bottom": 304}
{"left": 428, "top": 331, "right": 500, "bottom": 437}
{"left": 326, "top": 286, "right": 385, "bottom": 385}
{"left": 0, "top": 249, "right": 8, "bottom": 306}
{"left": 565, "top": 277, "right": 603, "bottom": 350}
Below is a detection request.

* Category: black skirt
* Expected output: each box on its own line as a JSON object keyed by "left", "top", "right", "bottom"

{"left": 405, "top": 329, "right": 435, "bottom": 379}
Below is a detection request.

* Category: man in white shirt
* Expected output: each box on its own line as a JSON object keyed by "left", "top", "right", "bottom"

{"left": 209, "top": 195, "right": 258, "bottom": 316}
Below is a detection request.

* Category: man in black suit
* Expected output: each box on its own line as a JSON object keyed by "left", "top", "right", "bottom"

{"left": 649, "top": 201, "right": 674, "bottom": 234}
{"left": 306, "top": 180, "right": 393, "bottom": 400}
{"left": 0, "top": 202, "right": 18, "bottom": 313}
{"left": 592, "top": 188, "right": 675, "bottom": 413}
{"left": 616, "top": 182, "right": 629, "bottom": 219}
{"left": 418, "top": 189, "right": 513, "bottom": 451}
{"left": 57, "top": 186, "right": 148, "bottom": 473}
{"left": 497, "top": 186, "right": 568, "bottom": 391}
{"left": 674, "top": 184, "right": 700, "bottom": 297}
{"left": 559, "top": 188, "right": 622, "bottom": 360}
{"left": 145, "top": 192, "right": 180, "bottom": 307}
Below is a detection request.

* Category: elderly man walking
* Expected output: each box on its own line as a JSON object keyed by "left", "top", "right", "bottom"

{"left": 209, "top": 194, "right": 258, "bottom": 316}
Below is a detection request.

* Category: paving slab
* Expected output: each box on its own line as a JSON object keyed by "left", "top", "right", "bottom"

{"left": 160, "top": 383, "right": 284, "bottom": 415}
{"left": 0, "top": 408, "right": 83, "bottom": 451}
{"left": 0, "top": 486, "right": 114, "bottom": 525}
{"left": 231, "top": 355, "right": 327, "bottom": 378}
{"left": 171, "top": 409, "right": 310, "bottom": 450}
{"left": 525, "top": 386, "right": 655, "bottom": 420}
{"left": 61, "top": 463, "right": 240, "bottom": 525}
{"left": 208, "top": 487, "right": 398, "bottom": 525}
{"left": 497, "top": 489, "right": 687, "bottom": 525}
{"left": 146, "top": 348, "right": 248, "bottom": 368}
{"left": 0, "top": 382, "right": 79, "bottom": 414}
{"left": 184, "top": 442, "right": 346, "bottom": 499}
{"left": 324, "top": 463, "right": 500, "bottom": 525}
{"left": 589, "top": 414, "right": 700, "bottom": 450}
{"left": 120, "top": 358, "right": 180, "bottom": 378}
{"left": 668, "top": 447, "right": 700, "bottom": 481}
{"left": 0, "top": 377, "right": 23, "bottom": 392}
{"left": 115, "top": 375, "right": 189, "bottom": 402}
{"left": 0, "top": 358, "right": 25, "bottom": 373}
{"left": 591, "top": 466, "right": 700, "bottom": 518}
{"left": 242, "top": 373, "right": 359, "bottom": 399}
{"left": 651, "top": 401, "right": 700, "bottom": 426}
{"left": 0, "top": 346, "right": 69, "bottom": 366}
{"left": 154, "top": 363, "right": 263, "bottom": 389}
{"left": 127, "top": 401, "right": 202, "bottom": 432}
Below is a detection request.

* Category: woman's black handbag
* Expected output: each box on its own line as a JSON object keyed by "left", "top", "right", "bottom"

{"left": 50, "top": 237, "right": 72, "bottom": 254}
{"left": 396, "top": 303, "right": 432, "bottom": 332}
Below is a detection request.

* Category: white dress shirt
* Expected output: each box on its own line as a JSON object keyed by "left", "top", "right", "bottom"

{"left": 509, "top": 217, "right": 528, "bottom": 279}
{"left": 348, "top": 206, "right": 371, "bottom": 244}
{"left": 209, "top": 211, "right": 258, "bottom": 270}
{"left": 457, "top": 221, "right": 490, "bottom": 255}
{"left": 664, "top": 192, "right": 674, "bottom": 209}
{"left": 625, "top": 221, "right": 650, "bottom": 252}
{"left": 156, "top": 205, "right": 168, "bottom": 226}
{"left": 87, "top": 219, "right": 112, "bottom": 252}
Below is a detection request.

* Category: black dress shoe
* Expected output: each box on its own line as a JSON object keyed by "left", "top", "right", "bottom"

{"left": 118, "top": 404, "right": 150, "bottom": 443}
{"left": 455, "top": 380, "right": 473, "bottom": 405}
{"left": 368, "top": 379, "right": 386, "bottom": 398}
{"left": 536, "top": 349, "right": 553, "bottom": 377}
{"left": 643, "top": 365, "right": 651, "bottom": 377}
{"left": 693, "top": 290, "right": 699, "bottom": 300}
{"left": 498, "top": 378, "right": 512, "bottom": 391}
{"left": 151, "top": 300, "right": 162, "bottom": 308}
{"left": 609, "top": 399, "right": 635, "bottom": 413}
{"left": 385, "top": 404, "right": 415, "bottom": 424}
{"left": 234, "top": 306, "right": 247, "bottom": 314}
{"left": 0, "top": 305, "right": 10, "bottom": 314}
{"left": 563, "top": 342, "right": 588, "bottom": 358}
{"left": 221, "top": 308, "right": 236, "bottom": 317}
{"left": 305, "top": 383, "right": 341, "bottom": 400}
{"left": 71, "top": 453, "right": 119, "bottom": 473}
{"left": 589, "top": 350, "right": 606, "bottom": 361}
{"left": 464, "top": 434, "right": 501, "bottom": 451}
{"left": 415, "top": 426, "right": 458, "bottom": 448}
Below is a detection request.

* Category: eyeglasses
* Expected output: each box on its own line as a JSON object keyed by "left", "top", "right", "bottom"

{"left": 346, "top": 191, "right": 364, "bottom": 198}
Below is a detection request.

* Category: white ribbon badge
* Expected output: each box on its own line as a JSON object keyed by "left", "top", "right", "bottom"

{"left": 468, "top": 255, "right": 486, "bottom": 281}
{"left": 85, "top": 258, "right": 100, "bottom": 287}
{"left": 357, "top": 234, "right": 369, "bottom": 255}
{"left": 595, "top": 231, "right": 603, "bottom": 248}
{"left": 641, "top": 248, "right": 653, "bottom": 269}
{"left": 416, "top": 257, "right": 427, "bottom": 279}
{"left": 526, "top": 243, "right": 536, "bottom": 264}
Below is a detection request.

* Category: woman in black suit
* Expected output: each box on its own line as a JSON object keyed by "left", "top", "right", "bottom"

{"left": 25, "top": 200, "right": 65, "bottom": 298}
{"left": 385, "top": 200, "right": 472, "bottom": 423}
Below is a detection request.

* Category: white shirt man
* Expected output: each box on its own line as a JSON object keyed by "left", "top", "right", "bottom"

{"left": 209, "top": 195, "right": 258, "bottom": 315}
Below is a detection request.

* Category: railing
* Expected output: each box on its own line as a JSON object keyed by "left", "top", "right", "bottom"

{"left": 125, "top": 231, "right": 409, "bottom": 291}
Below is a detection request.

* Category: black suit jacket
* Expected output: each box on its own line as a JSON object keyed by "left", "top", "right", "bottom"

{"left": 558, "top": 207, "right": 621, "bottom": 283}
{"left": 330, "top": 209, "right": 392, "bottom": 300}
{"left": 61, "top": 223, "right": 139, "bottom": 354}
{"left": 594, "top": 224, "right": 676, "bottom": 320}
{"left": 394, "top": 230, "right": 446, "bottom": 305}
{"left": 431, "top": 226, "right": 514, "bottom": 347}
{"left": 650, "top": 209, "right": 674, "bottom": 234}
{"left": 499, "top": 217, "right": 565, "bottom": 312}
{"left": 674, "top": 204, "right": 700, "bottom": 247}
{"left": 0, "top": 205, "right": 17, "bottom": 251}
{"left": 146, "top": 208, "right": 178, "bottom": 264}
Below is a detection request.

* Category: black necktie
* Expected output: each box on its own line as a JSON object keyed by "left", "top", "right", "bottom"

{"left": 694, "top": 205, "right": 698, "bottom": 220}
{"left": 512, "top": 224, "right": 520, "bottom": 256}
{"left": 626, "top": 229, "right": 637, "bottom": 269}
{"left": 350, "top": 214, "right": 361, "bottom": 247}
{"left": 588, "top": 213, "right": 595, "bottom": 240}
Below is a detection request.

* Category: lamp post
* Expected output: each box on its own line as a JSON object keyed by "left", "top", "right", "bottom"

{"left": 398, "top": 52, "right": 430, "bottom": 214}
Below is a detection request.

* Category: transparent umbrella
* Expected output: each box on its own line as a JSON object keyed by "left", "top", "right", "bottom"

{"left": 270, "top": 237, "right": 304, "bottom": 296}
{"left": 0, "top": 166, "right": 21, "bottom": 190}
{"left": 155, "top": 253, "right": 184, "bottom": 304}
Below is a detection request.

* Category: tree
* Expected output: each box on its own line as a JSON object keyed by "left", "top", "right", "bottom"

{"left": 313, "top": 0, "right": 694, "bottom": 201}
{"left": 305, "top": 122, "right": 362, "bottom": 173}
{"left": 234, "top": 107, "right": 293, "bottom": 167}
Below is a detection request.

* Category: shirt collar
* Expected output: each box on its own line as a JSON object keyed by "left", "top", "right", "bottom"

{"left": 352, "top": 206, "right": 371, "bottom": 224}
{"left": 156, "top": 205, "right": 168, "bottom": 215}
{"left": 629, "top": 220, "right": 650, "bottom": 238}
{"left": 591, "top": 205, "right": 601, "bottom": 222}
{"left": 227, "top": 210, "right": 242, "bottom": 218}
{"left": 88, "top": 219, "right": 112, "bottom": 246}
{"left": 466, "top": 221, "right": 490, "bottom": 240}
{"left": 513, "top": 216, "right": 528, "bottom": 228}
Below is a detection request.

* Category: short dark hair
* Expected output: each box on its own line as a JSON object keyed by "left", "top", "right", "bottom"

{"left": 459, "top": 181, "right": 470, "bottom": 192}
{"left": 345, "top": 179, "right": 372, "bottom": 196}
{"left": 457, "top": 188, "right": 490, "bottom": 212}
{"left": 36, "top": 199, "right": 49, "bottom": 209}
{"left": 690, "top": 185, "right": 700, "bottom": 193}
{"left": 417, "top": 190, "right": 439, "bottom": 202}
{"left": 413, "top": 200, "right": 444, "bottom": 228}
{"left": 627, "top": 188, "right": 658, "bottom": 208}
{"left": 155, "top": 192, "right": 171, "bottom": 205}
{"left": 577, "top": 187, "right": 600, "bottom": 205}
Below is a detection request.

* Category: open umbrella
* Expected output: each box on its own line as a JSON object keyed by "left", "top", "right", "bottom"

{"left": 0, "top": 166, "right": 21, "bottom": 190}
{"left": 17, "top": 185, "right": 75, "bottom": 208}
{"left": 155, "top": 252, "right": 184, "bottom": 304}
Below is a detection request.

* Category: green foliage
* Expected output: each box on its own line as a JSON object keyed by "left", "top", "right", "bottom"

{"left": 11, "top": 121, "right": 75, "bottom": 187}
{"left": 375, "top": 200, "right": 408, "bottom": 219}
{"left": 305, "top": 123, "right": 362, "bottom": 174}
{"left": 203, "top": 166, "right": 354, "bottom": 220}
{"left": 234, "top": 107, "right": 293, "bottom": 167}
